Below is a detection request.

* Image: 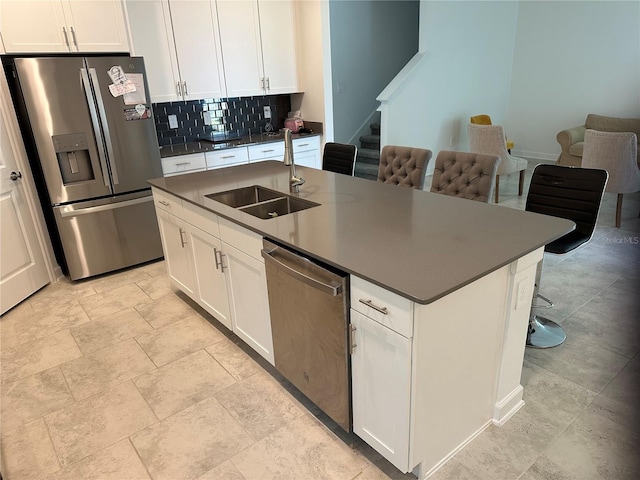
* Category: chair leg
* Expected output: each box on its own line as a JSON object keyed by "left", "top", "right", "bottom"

{"left": 616, "top": 193, "right": 623, "bottom": 228}
{"left": 518, "top": 170, "right": 525, "bottom": 196}
{"left": 494, "top": 176, "right": 500, "bottom": 203}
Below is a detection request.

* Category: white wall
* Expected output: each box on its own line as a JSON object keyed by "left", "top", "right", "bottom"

{"left": 506, "top": 1, "right": 640, "bottom": 161}
{"left": 384, "top": 1, "right": 519, "bottom": 172}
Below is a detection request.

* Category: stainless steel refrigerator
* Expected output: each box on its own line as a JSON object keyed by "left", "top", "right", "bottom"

{"left": 10, "top": 56, "right": 163, "bottom": 280}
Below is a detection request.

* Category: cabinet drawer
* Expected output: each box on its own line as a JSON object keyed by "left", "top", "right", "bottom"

{"left": 182, "top": 201, "right": 220, "bottom": 239}
{"left": 248, "top": 141, "right": 285, "bottom": 162}
{"left": 152, "top": 188, "right": 183, "bottom": 216}
{"left": 161, "top": 153, "right": 206, "bottom": 176}
{"left": 351, "top": 276, "right": 414, "bottom": 338}
{"left": 218, "top": 216, "right": 263, "bottom": 262}
{"left": 206, "top": 146, "right": 249, "bottom": 169}
{"left": 293, "top": 136, "right": 320, "bottom": 153}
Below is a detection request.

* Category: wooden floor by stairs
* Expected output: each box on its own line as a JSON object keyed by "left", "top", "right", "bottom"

{"left": 354, "top": 123, "right": 380, "bottom": 180}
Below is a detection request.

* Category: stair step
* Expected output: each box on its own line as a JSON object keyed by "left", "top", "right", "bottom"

{"left": 370, "top": 123, "right": 380, "bottom": 136}
{"left": 359, "top": 134, "right": 380, "bottom": 150}
{"left": 354, "top": 162, "right": 379, "bottom": 180}
{"left": 356, "top": 148, "right": 380, "bottom": 164}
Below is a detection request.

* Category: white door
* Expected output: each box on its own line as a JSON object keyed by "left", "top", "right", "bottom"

{"left": 62, "top": 0, "right": 129, "bottom": 52}
{"left": 169, "top": 0, "right": 226, "bottom": 100}
{"left": 189, "top": 226, "right": 231, "bottom": 330}
{"left": 351, "top": 309, "right": 412, "bottom": 472}
{"left": 156, "top": 209, "right": 197, "bottom": 299}
{"left": 222, "top": 241, "right": 274, "bottom": 365}
{"left": 0, "top": 86, "right": 50, "bottom": 315}
{"left": 258, "top": 0, "right": 299, "bottom": 94}
{"left": 0, "top": 0, "right": 70, "bottom": 53}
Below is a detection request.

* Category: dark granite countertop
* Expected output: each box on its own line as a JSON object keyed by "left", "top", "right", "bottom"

{"left": 159, "top": 132, "right": 321, "bottom": 158}
{"left": 148, "top": 161, "right": 574, "bottom": 304}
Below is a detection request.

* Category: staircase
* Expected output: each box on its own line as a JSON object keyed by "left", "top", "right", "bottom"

{"left": 354, "top": 123, "right": 380, "bottom": 180}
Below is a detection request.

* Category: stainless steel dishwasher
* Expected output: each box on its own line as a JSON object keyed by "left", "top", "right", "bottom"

{"left": 261, "top": 239, "right": 351, "bottom": 432}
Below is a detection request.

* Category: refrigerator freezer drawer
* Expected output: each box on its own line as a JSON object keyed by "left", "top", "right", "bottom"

{"left": 54, "top": 194, "right": 163, "bottom": 280}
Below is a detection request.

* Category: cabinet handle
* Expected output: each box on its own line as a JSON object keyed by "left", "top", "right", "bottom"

{"left": 214, "top": 247, "right": 222, "bottom": 270}
{"left": 297, "top": 143, "right": 309, "bottom": 147}
{"left": 219, "top": 251, "right": 227, "bottom": 273}
{"left": 178, "top": 228, "right": 187, "bottom": 248}
{"left": 266, "top": 77, "right": 270, "bottom": 90}
{"left": 260, "top": 77, "right": 265, "bottom": 90}
{"left": 350, "top": 324, "right": 357, "bottom": 354}
{"left": 158, "top": 200, "right": 170, "bottom": 207}
{"left": 175, "top": 162, "right": 191, "bottom": 166}
{"left": 221, "top": 155, "right": 235, "bottom": 159}
{"left": 176, "top": 82, "right": 182, "bottom": 97}
{"left": 262, "top": 149, "right": 274, "bottom": 153}
{"left": 183, "top": 81, "right": 188, "bottom": 96}
{"left": 358, "top": 299, "right": 388, "bottom": 315}
{"left": 62, "top": 27, "right": 70, "bottom": 48}
{"left": 70, "top": 26, "right": 78, "bottom": 48}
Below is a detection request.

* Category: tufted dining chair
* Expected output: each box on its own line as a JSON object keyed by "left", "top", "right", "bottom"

{"left": 581, "top": 130, "right": 640, "bottom": 228}
{"left": 377, "top": 145, "right": 432, "bottom": 189}
{"left": 430, "top": 151, "right": 501, "bottom": 203}
{"left": 467, "top": 123, "right": 528, "bottom": 203}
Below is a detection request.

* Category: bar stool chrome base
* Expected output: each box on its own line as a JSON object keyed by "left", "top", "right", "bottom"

{"left": 527, "top": 315, "right": 566, "bottom": 348}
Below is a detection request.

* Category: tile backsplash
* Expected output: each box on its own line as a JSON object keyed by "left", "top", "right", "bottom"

{"left": 153, "top": 95, "right": 292, "bottom": 146}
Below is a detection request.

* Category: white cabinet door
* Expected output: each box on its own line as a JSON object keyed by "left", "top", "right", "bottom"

{"left": 0, "top": 0, "right": 128, "bottom": 53}
{"left": 217, "top": 0, "right": 264, "bottom": 97}
{"left": 223, "top": 241, "right": 274, "bottom": 365}
{"left": 125, "top": 0, "right": 180, "bottom": 102}
{"left": 0, "top": 1, "right": 70, "bottom": 53}
{"left": 351, "top": 309, "right": 411, "bottom": 472}
{"left": 257, "top": 0, "right": 298, "bottom": 94}
{"left": 62, "top": 0, "right": 129, "bottom": 52}
{"left": 169, "top": 0, "right": 226, "bottom": 99}
{"left": 189, "top": 226, "right": 231, "bottom": 330}
{"left": 292, "top": 137, "right": 321, "bottom": 170}
{"left": 156, "top": 209, "right": 197, "bottom": 299}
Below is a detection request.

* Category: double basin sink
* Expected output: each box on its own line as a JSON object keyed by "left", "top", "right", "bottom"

{"left": 206, "top": 185, "right": 319, "bottom": 220}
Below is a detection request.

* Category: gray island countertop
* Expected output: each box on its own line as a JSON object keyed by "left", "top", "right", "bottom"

{"left": 148, "top": 161, "right": 574, "bottom": 304}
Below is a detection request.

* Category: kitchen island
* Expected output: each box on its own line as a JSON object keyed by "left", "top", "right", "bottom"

{"left": 148, "top": 161, "right": 573, "bottom": 478}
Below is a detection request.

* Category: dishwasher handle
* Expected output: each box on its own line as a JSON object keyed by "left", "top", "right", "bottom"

{"left": 261, "top": 246, "right": 342, "bottom": 296}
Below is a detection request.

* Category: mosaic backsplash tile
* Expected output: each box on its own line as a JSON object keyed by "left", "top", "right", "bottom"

{"left": 153, "top": 95, "right": 292, "bottom": 146}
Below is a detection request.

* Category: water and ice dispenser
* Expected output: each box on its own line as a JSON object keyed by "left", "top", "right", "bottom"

{"left": 52, "top": 133, "right": 95, "bottom": 184}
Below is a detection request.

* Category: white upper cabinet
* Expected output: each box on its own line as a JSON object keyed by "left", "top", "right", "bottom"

{"left": 126, "top": 0, "right": 226, "bottom": 103}
{"left": 217, "top": 0, "right": 299, "bottom": 97}
{"left": 0, "top": 0, "right": 129, "bottom": 53}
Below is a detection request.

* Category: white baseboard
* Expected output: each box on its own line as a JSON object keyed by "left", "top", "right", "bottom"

{"left": 414, "top": 419, "right": 493, "bottom": 479}
{"left": 512, "top": 150, "right": 558, "bottom": 162}
{"left": 493, "top": 384, "right": 525, "bottom": 427}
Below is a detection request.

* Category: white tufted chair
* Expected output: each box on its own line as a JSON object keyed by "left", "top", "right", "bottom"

{"left": 467, "top": 123, "right": 528, "bottom": 203}
{"left": 430, "top": 151, "right": 501, "bottom": 203}
{"left": 582, "top": 130, "right": 640, "bottom": 228}
{"left": 377, "top": 145, "right": 432, "bottom": 189}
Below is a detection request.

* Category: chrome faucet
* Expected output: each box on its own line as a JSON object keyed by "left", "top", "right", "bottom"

{"left": 283, "top": 128, "right": 304, "bottom": 192}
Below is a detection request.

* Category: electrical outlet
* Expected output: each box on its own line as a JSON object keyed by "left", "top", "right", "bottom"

{"left": 263, "top": 106, "right": 271, "bottom": 119}
{"left": 515, "top": 279, "right": 529, "bottom": 310}
{"left": 168, "top": 114, "right": 178, "bottom": 129}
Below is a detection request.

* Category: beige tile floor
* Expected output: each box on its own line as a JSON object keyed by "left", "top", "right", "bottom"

{"left": 1, "top": 161, "right": 639, "bottom": 480}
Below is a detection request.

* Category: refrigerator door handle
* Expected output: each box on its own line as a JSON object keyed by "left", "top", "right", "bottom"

{"left": 58, "top": 196, "right": 153, "bottom": 218}
{"left": 88, "top": 67, "right": 119, "bottom": 185}
{"left": 80, "top": 67, "right": 112, "bottom": 190}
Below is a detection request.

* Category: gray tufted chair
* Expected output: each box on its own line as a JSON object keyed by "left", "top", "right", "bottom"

{"left": 377, "top": 145, "right": 432, "bottom": 189}
{"left": 430, "top": 150, "right": 501, "bottom": 203}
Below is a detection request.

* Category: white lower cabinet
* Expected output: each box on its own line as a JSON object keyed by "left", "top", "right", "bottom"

{"left": 293, "top": 137, "right": 321, "bottom": 169}
{"left": 222, "top": 241, "right": 274, "bottom": 365}
{"left": 351, "top": 309, "right": 412, "bottom": 471}
{"left": 156, "top": 209, "right": 197, "bottom": 299}
{"left": 188, "top": 227, "right": 231, "bottom": 330}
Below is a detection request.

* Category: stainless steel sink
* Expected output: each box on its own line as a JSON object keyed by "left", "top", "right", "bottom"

{"left": 206, "top": 185, "right": 319, "bottom": 219}
{"left": 240, "top": 196, "right": 319, "bottom": 219}
{"left": 206, "top": 185, "right": 283, "bottom": 208}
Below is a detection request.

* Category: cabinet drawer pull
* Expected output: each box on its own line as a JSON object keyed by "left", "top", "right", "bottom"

{"left": 358, "top": 299, "right": 388, "bottom": 315}
{"left": 221, "top": 155, "right": 235, "bottom": 159}
{"left": 175, "top": 162, "right": 190, "bottom": 166}
{"left": 158, "top": 200, "right": 170, "bottom": 206}
{"left": 178, "top": 228, "right": 187, "bottom": 248}
{"left": 296, "top": 143, "right": 309, "bottom": 147}
{"left": 262, "top": 149, "right": 274, "bottom": 153}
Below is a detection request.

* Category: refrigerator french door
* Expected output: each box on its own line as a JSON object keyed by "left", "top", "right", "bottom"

{"left": 13, "top": 56, "right": 164, "bottom": 280}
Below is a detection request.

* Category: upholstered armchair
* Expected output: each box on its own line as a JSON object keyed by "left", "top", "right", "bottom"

{"left": 377, "top": 145, "right": 432, "bottom": 189}
{"left": 467, "top": 124, "right": 527, "bottom": 203}
{"left": 556, "top": 114, "right": 640, "bottom": 167}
